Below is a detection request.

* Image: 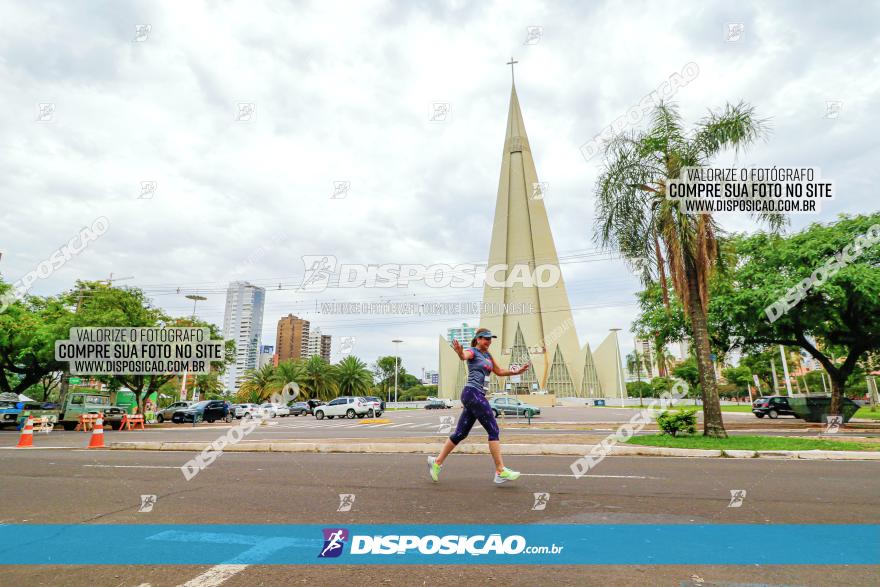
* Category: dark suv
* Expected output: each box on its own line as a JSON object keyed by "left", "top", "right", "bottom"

{"left": 752, "top": 396, "right": 796, "bottom": 419}
{"left": 172, "top": 400, "right": 232, "bottom": 424}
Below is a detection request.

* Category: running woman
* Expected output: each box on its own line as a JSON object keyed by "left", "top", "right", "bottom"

{"left": 428, "top": 328, "right": 530, "bottom": 484}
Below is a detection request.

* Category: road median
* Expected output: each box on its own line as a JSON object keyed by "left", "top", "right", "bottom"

{"left": 106, "top": 439, "right": 880, "bottom": 460}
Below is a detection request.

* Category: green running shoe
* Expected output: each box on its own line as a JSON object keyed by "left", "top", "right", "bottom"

{"left": 428, "top": 456, "right": 442, "bottom": 482}
{"left": 494, "top": 467, "right": 520, "bottom": 484}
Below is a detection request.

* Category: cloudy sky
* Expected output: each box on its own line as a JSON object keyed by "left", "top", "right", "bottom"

{"left": 1, "top": 0, "right": 877, "bottom": 377}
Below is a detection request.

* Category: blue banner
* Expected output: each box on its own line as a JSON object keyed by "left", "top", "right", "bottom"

{"left": 0, "top": 524, "right": 876, "bottom": 565}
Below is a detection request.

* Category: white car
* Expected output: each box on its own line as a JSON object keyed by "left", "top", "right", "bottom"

{"left": 234, "top": 403, "right": 261, "bottom": 419}
{"left": 262, "top": 403, "right": 290, "bottom": 417}
{"left": 313, "top": 396, "right": 372, "bottom": 420}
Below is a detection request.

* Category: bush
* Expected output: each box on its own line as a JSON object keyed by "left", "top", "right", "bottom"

{"left": 656, "top": 409, "right": 697, "bottom": 437}
{"left": 627, "top": 381, "right": 652, "bottom": 398}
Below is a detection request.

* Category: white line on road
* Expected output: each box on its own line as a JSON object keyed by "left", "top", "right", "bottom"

{"left": 83, "top": 464, "right": 181, "bottom": 469}
{"left": 178, "top": 564, "right": 249, "bottom": 587}
{"left": 519, "top": 473, "right": 660, "bottom": 479}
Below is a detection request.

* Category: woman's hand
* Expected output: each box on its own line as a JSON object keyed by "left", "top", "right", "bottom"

{"left": 514, "top": 364, "right": 530, "bottom": 375}
{"left": 451, "top": 339, "right": 471, "bottom": 360}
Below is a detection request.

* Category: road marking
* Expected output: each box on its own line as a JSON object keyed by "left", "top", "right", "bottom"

{"left": 519, "top": 473, "right": 660, "bottom": 479}
{"left": 83, "top": 464, "right": 180, "bottom": 469}
{"left": 178, "top": 564, "right": 249, "bottom": 587}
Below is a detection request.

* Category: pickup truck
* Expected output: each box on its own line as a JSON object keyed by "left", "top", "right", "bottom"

{"left": 58, "top": 391, "right": 131, "bottom": 430}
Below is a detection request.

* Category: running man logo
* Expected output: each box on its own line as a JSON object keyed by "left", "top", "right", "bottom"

{"left": 318, "top": 528, "right": 349, "bottom": 558}
{"left": 728, "top": 489, "right": 747, "bottom": 508}
{"left": 138, "top": 494, "right": 157, "bottom": 513}
{"left": 337, "top": 494, "right": 355, "bottom": 512}
{"left": 531, "top": 493, "right": 549, "bottom": 511}
{"left": 825, "top": 415, "right": 843, "bottom": 434}
{"left": 299, "top": 255, "right": 337, "bottom": 291}
{"left": 438, "top": 416, "right": 454, "bottom": 433}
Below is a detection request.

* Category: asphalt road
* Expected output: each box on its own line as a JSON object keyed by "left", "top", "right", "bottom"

{"left": 1, "top": 445, "right": 877, "bottom": 586}
{"left": 3, "top": 407, "right": 873, "bottom": 448}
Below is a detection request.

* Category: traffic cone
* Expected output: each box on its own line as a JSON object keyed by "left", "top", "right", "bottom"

{"left": 88, "top": 414, "right": 105, "bottom": 449}
{"left": 16, "top": 417, "right": 34, "bottom": 448}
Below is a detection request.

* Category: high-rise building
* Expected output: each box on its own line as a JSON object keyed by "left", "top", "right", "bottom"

{"left": 222, "top": 281, "right": 266, "bottom": 392}
{"left": 306, "top": 327, "right": 332, "bottom": 361}
{"left": 446, "top": 323, "right": 476, "bottom": 346}
{"left": 321, "top": 334, "right": 332, "bottom": 361}
{"left": 258, "top": 345, "right": 275, "bottom": 368}
{"left": 276, "top": 314, "right": 310, "bottom": 362}
{"left": 437, "top": 78, "right": 623, "bottom": 399}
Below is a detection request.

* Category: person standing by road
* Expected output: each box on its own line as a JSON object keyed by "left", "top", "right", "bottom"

{"left": 428, "top": 328, "right": 530, "bottom": 484}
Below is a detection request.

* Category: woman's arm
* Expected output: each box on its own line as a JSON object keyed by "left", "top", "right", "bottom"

{"left": 451, "top": 339, "right": 474, "bottom": 360}
{"left": 492, "top": 362, "right": 530, "bottom": 377}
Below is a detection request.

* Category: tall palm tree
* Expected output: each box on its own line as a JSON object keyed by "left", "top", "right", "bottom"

{"left": 300, "top": 355, "right": 338, "bottom": 400}
{"left": 271, "top": 359, "right": 306, "bottom": 400}
{"left": 334, "top": 355, "right": 373, "bottom": 397}
{"left": 595, "top": 101, "right": 782, "bottom": 438}
{"left": 236, "top": 363, "right": 276, "bottom": 403}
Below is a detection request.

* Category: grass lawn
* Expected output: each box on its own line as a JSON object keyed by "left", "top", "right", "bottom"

{"left": 595, "top": 404, "right": 753, "bottom": 412}
{"left": 853, "top": 408, "right": 880, "bottom": 421}
{"left": 625, "top": 434, "right": 878, "bottom": 451}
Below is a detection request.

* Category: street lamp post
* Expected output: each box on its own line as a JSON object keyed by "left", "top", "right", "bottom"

{"left": 185, "top": 294, "right": 207, "bottom": 320}
{"left": 392, "top": 339, "right": 403, "bottom": 405}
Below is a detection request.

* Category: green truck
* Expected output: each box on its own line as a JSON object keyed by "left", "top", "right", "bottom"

{"left": 57, "top": 390, "right": 137, "bottom": 430}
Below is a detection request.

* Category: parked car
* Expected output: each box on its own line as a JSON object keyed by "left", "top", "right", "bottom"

{"left": 752, "top": 396, "right": 796, "bottom": 419}
{"left": 307, "top": 399, "right": 326, "bottom": 411}
{"left": 313, "top": 396, "right": 372, "bottom": 420}
{"left": 360, "top": 396, "right": 384, "bottom": 417}
{"left": 172, "top": 400, "right": 232, "bottom": 423}
{"left": 364, "top": 395, "right": 386, "bottom": 411}
{"left": 260, "top": 403, "right": 290, "bottom": 417}
{"left": 488, "top": 396, "right": 541, "bottom": 417}
{"left": 157, "top": 401, "right": 193, "bottom": 423}
{"left": 235, "top": 403, "right": 261, "bottom": 419}
{"left": 425, "top": 398, "right": 452, "bottom": 409}
{"left": 288, "top": 401, "right": 311, "bottom": 416}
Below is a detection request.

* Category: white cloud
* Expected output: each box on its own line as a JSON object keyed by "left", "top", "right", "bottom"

{"left": 1, "top": 0, "right": 876, "bottom": 371}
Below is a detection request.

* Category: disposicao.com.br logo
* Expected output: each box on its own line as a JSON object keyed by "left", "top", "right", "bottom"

{"left": 318, "top": 528, "right": 563, "bottom": 557}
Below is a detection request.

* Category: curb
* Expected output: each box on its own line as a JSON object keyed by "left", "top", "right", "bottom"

{"left": 106, "top": 441, "right": 880, "bottom": 461}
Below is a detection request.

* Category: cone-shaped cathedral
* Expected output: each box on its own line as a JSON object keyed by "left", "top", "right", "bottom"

{"left": 438, "top": 79, "right": 625, "bottom": 400}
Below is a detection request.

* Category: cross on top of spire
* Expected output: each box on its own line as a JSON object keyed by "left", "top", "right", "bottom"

{"left": 506, "top": 56, "right": 519, "bottom": 85}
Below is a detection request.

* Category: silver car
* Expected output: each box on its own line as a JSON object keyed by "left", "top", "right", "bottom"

{"left": 156, "top": 401, "right": 193, "bottom": 423}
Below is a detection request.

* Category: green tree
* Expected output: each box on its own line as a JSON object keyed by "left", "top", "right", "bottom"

{"left": 237, "top": 363, "right": 276, "bottom": 403}
{"left": 672, "top": 358, "right": 700, "bottom": 399}
{"left": 721, "top": 365, "right": 752, "bottom": 392}
{"left": 334, "top": 355, "right": 373, "bottom": 396}
{"left": 301, "top": 355, "right": 338, "bottom": 400}
{"left": 711, "top": 214, "right": 880, "bottom": 414}
{"left": 372, "top": 355, "right": 406, "bottom": 398}
{"left": 272, "top": 359, "right": 305, "bottom": 395}
{"left": 632, "top": 284, "right": 688, "bottom": 378}
{"left": 594, "top": 101, "right": 779, "bottom": 437}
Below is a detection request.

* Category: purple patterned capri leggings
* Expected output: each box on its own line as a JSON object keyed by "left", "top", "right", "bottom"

{"left": 449, "top": 385, "right": 500, "bottom": 444}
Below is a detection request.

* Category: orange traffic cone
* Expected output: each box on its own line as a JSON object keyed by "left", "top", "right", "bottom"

{"left": 88, "top": 414, "right": 105, "bottom": 449}
{"left": 16, "top": 417, "right": 34, "bottom": 448}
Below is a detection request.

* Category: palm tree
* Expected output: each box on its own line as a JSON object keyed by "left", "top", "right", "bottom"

{"left": 594, "top": 101, "right": 781, "bottom": 438}
{"left": 335, "top": 355, "right": 373, "bottom": 396}
{"left": 300, "top": 355, "right": 338, "bottom": 400}
{"left": 271, "top": 359, "right": 305, "bottom": 400}
{"left": 236, "top": 363, "right": 276, "bottom": 403}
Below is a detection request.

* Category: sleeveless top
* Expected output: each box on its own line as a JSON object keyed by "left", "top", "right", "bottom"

{"left": 466, "top": 347, "right": 494, "bottom": 392}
